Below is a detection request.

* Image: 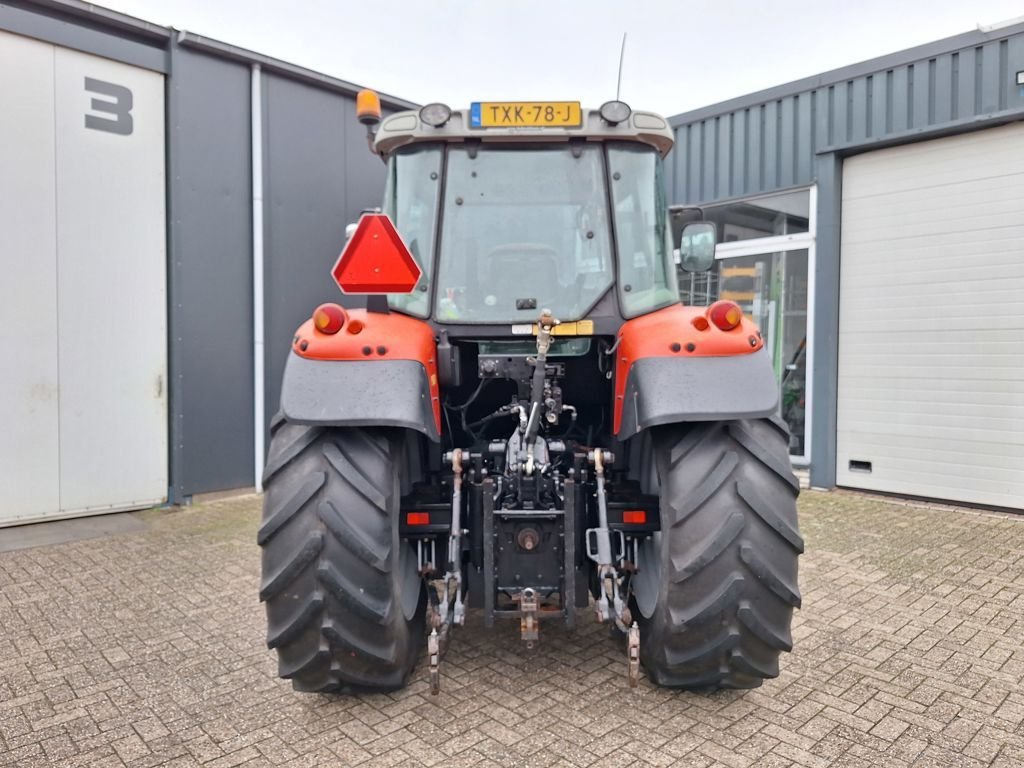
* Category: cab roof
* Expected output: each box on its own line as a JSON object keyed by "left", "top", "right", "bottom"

{"left": 373, "top": 107, "right": 675, "bottom": 158}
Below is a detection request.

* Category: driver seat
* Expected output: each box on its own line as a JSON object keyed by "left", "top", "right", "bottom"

{"left": 483, "top": 243, "right": 560, "bottom": 305}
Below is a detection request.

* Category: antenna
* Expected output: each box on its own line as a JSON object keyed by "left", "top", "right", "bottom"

{"left": 616, "top": 33, "right": 627, "bottom": 101}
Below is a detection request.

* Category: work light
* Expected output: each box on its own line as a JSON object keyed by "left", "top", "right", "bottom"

{"left": 419, "top": 103, "right": 453, "bottom": 127}
{"left": 599, "top": 100, "right": 631, "bottom": 125}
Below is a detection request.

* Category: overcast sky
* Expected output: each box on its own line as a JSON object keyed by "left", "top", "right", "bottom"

{"left": 102, "top": 0, "right": 1023, "bottom": 116}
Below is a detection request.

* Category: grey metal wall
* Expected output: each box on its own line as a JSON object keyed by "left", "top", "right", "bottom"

{"left": 667, "top": 20, "right": 1024, "bottom": 490}
{"left": 7, "top": 0, "right": 416, "bottom": 503}
{"left": 166, "top": 46, "right": 255, "bottom": 500}
{"left": 261, "top": 73, "right": 391, "bottom": 444}
{"left": 670, "top": 24, "right": 1024, "bottom": 204}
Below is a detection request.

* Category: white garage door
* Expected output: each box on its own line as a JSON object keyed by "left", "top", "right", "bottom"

{"left": 837, "top": 122, "right": 1024, "bottom": 509}
{"left": 0, "top": 31, "right": 167, "bottom": 525}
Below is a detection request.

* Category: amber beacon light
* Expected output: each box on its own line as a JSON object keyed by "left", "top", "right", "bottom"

{"left": 356, "top": 89, "right": 382, "bottom": 126}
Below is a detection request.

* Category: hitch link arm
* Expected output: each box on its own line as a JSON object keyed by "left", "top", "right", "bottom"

{"left": 428, "top": 449, "right": 466, "bottom": 695}
{"left": 440, "top": 449, "right": 466, "bottom": 627}
{"left": 628, "top": 621, "right": 640, "bottom": 687}
{"left": 585, "top": 449, "right": 627, "bottom": 625}
{"left": 586, "top": 450, "right": 640, "bottom": 683}
{"left": 428, "top": 628, "right": 441, "bottom": 695}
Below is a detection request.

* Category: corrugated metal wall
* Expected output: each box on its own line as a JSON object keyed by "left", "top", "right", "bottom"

{"left": 261, "top": 73, "right": 392, "bottom": 443}
{"left": 166, "top": 46, "right": 255, "bottom": 498}
{"left": 670, "top": 28, "right": 1024, "bottom": 204}
{"left": 167, "top": 51, "right": 407, "bottom": 501}
{"left": 6, "top": 1, "right": 416, "bottom": 504}
{"left": 12, "top": 2, "right": 1023, "bottom": 503}
{"left": 667, "top": 21, "right": 1024, "bottom": 491}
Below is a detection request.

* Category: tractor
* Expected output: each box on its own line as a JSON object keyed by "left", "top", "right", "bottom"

{"left": 258, "top": 93, "right": 802, "bottom": 694}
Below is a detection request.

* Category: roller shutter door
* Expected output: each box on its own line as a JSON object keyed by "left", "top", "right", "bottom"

{"left": 0, "top": 31, "right": 167, "bottom": 525}
{"left": 837, "top": 123, "right": 1024, "bottom": 509}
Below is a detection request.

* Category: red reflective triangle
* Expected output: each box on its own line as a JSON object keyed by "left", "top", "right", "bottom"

{"left": 331, "top": 213, "right": 422, "bottom": 294}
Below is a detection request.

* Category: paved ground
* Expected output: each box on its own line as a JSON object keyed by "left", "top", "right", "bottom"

{"left": 1, "top": 491, "right": 1023, "bottom": 768}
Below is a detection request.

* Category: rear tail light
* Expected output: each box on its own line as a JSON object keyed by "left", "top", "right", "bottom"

{"left": 623, "top": 510, "right": 647, "bottom": 524}
{"left": 707, "top": 300, "right": 743, "bottom": 331}
{"left": 312, "top": 303, "right": 347, "bottom": 334}
{"left": 406, "top": 512, "right": 430, "bottom": 526}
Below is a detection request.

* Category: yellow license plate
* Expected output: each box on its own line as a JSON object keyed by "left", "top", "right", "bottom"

{"left": 470, "top": 101, "right": 582, "bottom": 128}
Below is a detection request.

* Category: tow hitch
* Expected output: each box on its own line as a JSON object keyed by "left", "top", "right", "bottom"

{"left": 519, "top": 587, "right": 539, "bottom": 648}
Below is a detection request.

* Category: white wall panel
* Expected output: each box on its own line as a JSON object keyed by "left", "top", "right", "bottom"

{"left": 837, "top": 123, "right": 1024, "bottom": 509}
{"left": 0, "top": 32, "right": 60, "bottom": 524}
{"left": 54, "top": 47, "right": 167, "bottom": 514}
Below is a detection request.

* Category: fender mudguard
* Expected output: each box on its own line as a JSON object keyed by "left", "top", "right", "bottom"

{"left": 613, "top": 304, "right": 779, "bottom": 440}
{"left": 616, "top": 350, "right": 779, "bottom": 440}
{"left": 279, "top": 308, "right": 440, "bottom": 441}
{"left": 280, "top": 354, "right": 440, "bottom": 441}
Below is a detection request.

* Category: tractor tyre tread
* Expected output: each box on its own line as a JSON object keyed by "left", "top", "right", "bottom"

{"left": 259, "top": 419, "right": 423, "bottom": 693}
{"left": 639, "top": 418, "right": 801, "bottom": 690}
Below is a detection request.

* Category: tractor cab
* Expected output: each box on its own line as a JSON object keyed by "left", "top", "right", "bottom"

{"left": 369, "top": 99, "right": 714, "bottom": 330}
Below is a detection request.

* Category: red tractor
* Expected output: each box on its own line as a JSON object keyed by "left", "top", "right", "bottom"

{"left": 258, "top": 94, "right": 801, "bottom": 694}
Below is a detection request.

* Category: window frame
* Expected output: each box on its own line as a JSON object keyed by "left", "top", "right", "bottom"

{"left": 605, "top": 141, "right": 679, "bottom": 320}
{"left": 382, "top": 140, "right": 679, "bottom": 325}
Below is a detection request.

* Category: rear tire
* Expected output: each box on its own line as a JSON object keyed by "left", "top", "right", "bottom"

{"left": 632, "top": 417, "right": 802, "bottom": 689}
{"left": 258, "top": 417, "right": 424, "bottom": 693}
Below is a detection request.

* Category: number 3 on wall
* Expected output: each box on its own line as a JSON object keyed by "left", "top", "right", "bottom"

{"left": 84, "top": 77, "right": 133, "bottom": 136}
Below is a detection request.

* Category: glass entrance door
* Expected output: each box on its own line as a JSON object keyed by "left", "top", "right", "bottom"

{"left": 679, "top": 249, "right": 810, "bottom": 458}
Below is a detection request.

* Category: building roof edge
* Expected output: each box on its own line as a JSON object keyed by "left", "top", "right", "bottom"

{"left": 669, "top": 21, "right": 1024, "bottom": 125}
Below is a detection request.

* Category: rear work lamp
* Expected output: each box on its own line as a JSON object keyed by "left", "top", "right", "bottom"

{"left": 419, "top": 103, "right": 453, "bottom": 128}
{"left": 599, "top": 100, "right": 631, "bottom": 125}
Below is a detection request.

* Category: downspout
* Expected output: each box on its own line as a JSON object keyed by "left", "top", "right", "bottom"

{"left": 251, "top": 63, "right": 265, "bottom": 491}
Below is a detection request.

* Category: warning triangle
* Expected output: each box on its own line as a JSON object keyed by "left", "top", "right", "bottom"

{"left": 332, "top": 214, "right": 422, "bottom": 294}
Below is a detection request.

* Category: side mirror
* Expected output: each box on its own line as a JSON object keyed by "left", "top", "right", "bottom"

{"left": 679, "top": 222, "right": 717, "bottom": 273}
{"left": 669, "top": 205, "right": 705, "bottom": 247}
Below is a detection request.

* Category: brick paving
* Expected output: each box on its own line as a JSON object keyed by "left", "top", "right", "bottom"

{"left": 1, "top": 490, "right": 1023, "bottom": 767}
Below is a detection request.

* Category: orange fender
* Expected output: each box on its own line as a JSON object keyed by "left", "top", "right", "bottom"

{"left": 287, "top": 309, "right": 441, "bottom": 438}
{"left": 613, "top": 304, "right": 772, "bottom": 437}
